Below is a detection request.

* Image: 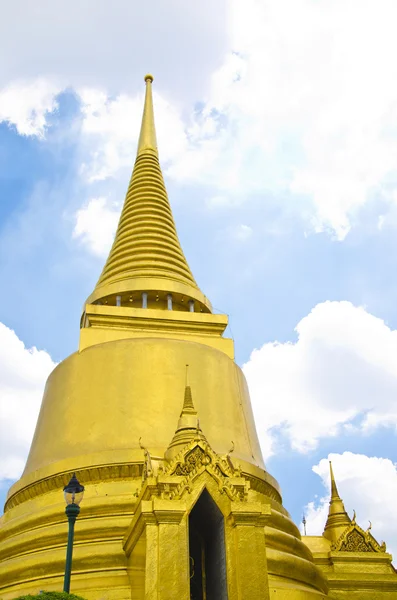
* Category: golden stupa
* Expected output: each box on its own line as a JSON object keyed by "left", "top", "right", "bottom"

{"left": 0, "top": 76, "right": 396, "bottom": 600}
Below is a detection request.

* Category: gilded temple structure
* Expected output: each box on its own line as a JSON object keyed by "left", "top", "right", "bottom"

{"left": 0, "top": 75, "right": 396, "bottom": 599}
{"left": 305, "top": 462, "right": 397, "bottom": 598}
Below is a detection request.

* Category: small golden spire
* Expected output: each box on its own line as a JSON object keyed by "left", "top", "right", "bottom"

{"left": 180, "top": 365, "right": 195, "bottom": 414}
{"left": 137, "top": 74, "right": 158, "bottom": 157}
{"left": 181, "top": 384, "right": 196, "bottom": 414}
{"left": 323, "top": 461, "right": 351, "bottom": 543}
{"left": 165, "top": 377, "right": 207, "bottom": 461}
{"left": 330, "top": 461, "right": 340, "bottom": 499}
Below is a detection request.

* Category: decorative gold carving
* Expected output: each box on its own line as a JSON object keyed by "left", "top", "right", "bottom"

{"left": 139, "top": 437, "right": 154, "bottom": 479}
{"left": 174, "top": 446, "right": 210, "bottom": 476}
{"left": 132, "top": 439, "right": 249, "bottom": 502}
{"left": 245, "top": 474, "right": 282, "bottom": 503}
{"left": 332, "top": 522, "right": 387, "bottom": 553}
{"left": 341, "top": 529, "right": 371, "bottom": 552}
{"left": 138, "top": 438, "right": 283, "bottom": 506}
{"left": 5, "top": 462, "right": 142, "bottom": 511}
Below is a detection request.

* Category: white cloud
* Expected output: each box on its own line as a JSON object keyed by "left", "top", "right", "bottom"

{"left": 0, "top": 0, "right": 229, "bottom": 174}
{"left": 234, "top": 224, "right": 252, "bottom": 241}
{"left": 0, "top": 79, "right": 61, "bottom": 137}
{"left": 73, "top": 197, "right": 120, "bottom": 257}
{"left": 72, "top": 0, "right": 397, "bottom": 240}
{"left": 0, "top": 1, "right": 229, "bottom": 104}
{"left": 0, "top": 0, "right": 228, "bottom": 169}
{"left": 222, "top": 223, "right": 253, "bottom": 242}
{"left": 78, "top": 89, "right": 141, "bottom": 181}
{"left": 79, "top": 88, "right": 187, "bottom": 181}
{"left": 304, "top": 452, "right": 397, "bottom": 559}
{"left": 0, "top": 323, "right": 56, "bottom": 481}
{"left": 243, "top": 301, "right": 397, "bottom": 458}
{"left": 3, "top": 0, "right": 397, "bottom": 241}
{"left": 167, "top": 0, "right": 397, "bottom": 238}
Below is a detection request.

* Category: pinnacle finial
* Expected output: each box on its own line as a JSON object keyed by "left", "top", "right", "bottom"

{"left": 323, "top": 460, "right": 351, "bottom": 542}
{"left": 181, "top": 384, "right": 196, "bottom": 414}
{"left": 165, "top": 380, "right": 207, "bottom": 461}
{"left": 137, "top": 73, "right": 158, "bottom": 157}
{"left": 329, "top": 461, "right": 340, "bottom": 499}
{"left": 180, "top": 365, "right": 196, "bottom": 413}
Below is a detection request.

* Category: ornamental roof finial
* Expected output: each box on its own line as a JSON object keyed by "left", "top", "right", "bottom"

{"left": 137, "top": 74, "right": 158, "bottom": 157}
{"left": 323, "top": 461, "right": 351, "bottom": 544}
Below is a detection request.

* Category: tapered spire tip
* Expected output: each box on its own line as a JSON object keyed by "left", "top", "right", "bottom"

{"left": 137, "top": 72, "right": 158, "bottom": 158}
{"left": 324, "top": 460, "right": 351, "bottom": 542}
{"left": 329, "top": 461, "right": 340, "bottom": 498}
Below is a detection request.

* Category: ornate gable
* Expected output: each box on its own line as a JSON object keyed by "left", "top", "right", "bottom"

{"left": 332, "top": 521, "right": 387, "bottom": 553}
{"left": 151, "top": 438, "right": 250, "bottom": 502}
{"left": 166, "top": 438, "right": 237, "bottom": 476}
{"left": 170, "top": 444, "right": 212, "bottom": 476}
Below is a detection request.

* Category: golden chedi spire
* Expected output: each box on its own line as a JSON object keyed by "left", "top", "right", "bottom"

{"left": 86, "top": 74, "right": 211, "bottom": 313}
{"left": 323, "top": 461, "right": 351, "bottom": 543}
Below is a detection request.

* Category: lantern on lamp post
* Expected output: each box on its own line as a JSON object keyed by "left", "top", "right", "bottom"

{"left": 63, "top": 473, "right": 84, "bottom": 593}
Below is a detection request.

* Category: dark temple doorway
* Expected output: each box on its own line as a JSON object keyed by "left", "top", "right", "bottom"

{"left": 189, "top": 489, "right": 228, "bottom": 600}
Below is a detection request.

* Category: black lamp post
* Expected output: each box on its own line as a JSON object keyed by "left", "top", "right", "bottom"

{"left": 63, "top": 473, "right": 85, "bottom": 593}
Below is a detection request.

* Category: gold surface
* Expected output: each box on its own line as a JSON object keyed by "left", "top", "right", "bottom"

{"left": 1, "top": 75, "right": 396, "bottom": 599}
{"left": 79, "top": 303, "right": 233, "bottom": 356}
{"left": 137, "top": 75, "right": 157, "bottom": 157}
{"left": 19, "top": 337, "right": 264, "bottom": 478}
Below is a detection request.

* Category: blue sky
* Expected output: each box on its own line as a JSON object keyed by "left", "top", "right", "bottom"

{"left": 1, "top": 0, "right": 397, "bottom": 557}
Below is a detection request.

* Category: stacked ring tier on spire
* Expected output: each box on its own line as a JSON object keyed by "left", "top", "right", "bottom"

{"left": 97, "top": 153, "right": 196, "bottom": 287}
{"left": 86, "top": 75, "right": 211, "bottom": 313}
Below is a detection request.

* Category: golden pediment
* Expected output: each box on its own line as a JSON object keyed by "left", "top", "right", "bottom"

{"left": 332, "top": 522, "right": 386, "bottom": 553}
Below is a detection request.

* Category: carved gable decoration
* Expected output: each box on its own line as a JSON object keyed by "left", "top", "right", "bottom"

{"left": 332, "top": 523, "right": 386, "bottom": 553}
{"left": 340, "top": 529, "right": 371, "bottom": 552}
{"left": 173, "top": 445, "right": 210, "bottom": 476}
{"left": 160, "top": 439, "right": 249, "bottom": 501}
